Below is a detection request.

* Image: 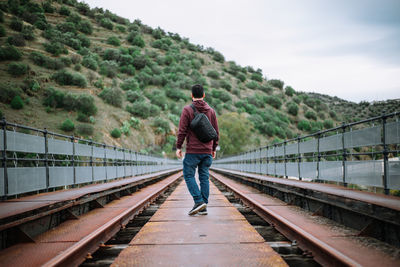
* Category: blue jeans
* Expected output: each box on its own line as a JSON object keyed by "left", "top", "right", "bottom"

{"left": 183, "top": 153, "right": 213, "bottom": 204}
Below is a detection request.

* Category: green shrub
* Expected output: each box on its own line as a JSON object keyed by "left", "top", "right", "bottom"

{"left": 7, "top": 62, "right": 29, "bottom": 76}
{"left": 44, "top": 42, "right": 67, "bottom": 56}
{"left": 219, "top": 80, "right": 231, "bottom": 91}
{"left": 298, "top": 120, "right": 311, "bottom": 131}
{"left": 329, "top": 110, "right": 337, "bottom": 119}
{"left": 78, "top": 20, "right": 93, "bottom": 34}
{"left": 0, "top": 10, "right": 3, "bottom": 23}
{"left": 266, "top": 96, "right": 282, "bottom": 109}
{"left": 310, "top": 121, "right": 323, "bottom": 133}
{"left": 323, "top": 119, "right": 334, "bottom": 129}
{"left": 42, "top": 1, "right": 55, "bottom": 13}
{"left": 100, "top": 18, "right": 113, "bottom": 30}
{"left": 93, "top": 79, "right": 104, "bottom": 89}
{"left": 268, "top": 79, "right": 284, "bottom": 89}
{"left": 107, "top": 36, "right": 121, "bottom": 46}
{"left": 237, "top": 73, "right": 246, "bottom": 82}
{"left": 121, "top": 78, "right": 139, "bottom": 91}
{"left": 82, "top": 55, "right": 98, "bottom": 70}
{"left": 76, "top": 112, "right": 89, "bottom": 122}
{"left": 110, "top": 128, "right": 121, "bottom": 138}
{"left": 207, "top": 70, "right": 220, "bottom": 79}
{"left": 99, "top": 60, "right": 118, "bottom": 78}
{"left": 251, "top": 73, "right": 263, "bottom": 82}
{"left": 126, "top": 101, "right": 153, "bottom": 118}
{"left": 61, "top": 118, "right": 74, "bottom": 131}
{"left": 0, "top": 84, "right": 23, "bottom": 104}
{"left": 75, "top": 94, "right": 97, "bottom": 115}
{"left": 132, "top": 54, "right": 147, "bottom": 69}
{"left": 77, "top": 123, "right": 93, "bottom": 136}
{"left": 293, "top": 96, "right": 301, "bottom": 104}
{"left": 7, "top": 34, "right": 25, "bottom": 46}
{"left": 10, "top": 95, "right": 24, "bottom": 109}
{"left": 0, "top": 45, "right": 22, "bottom": 61}
{"left": 117, "top": 25, "right": 126, "bottom": 32}
{"left": 21, "top": 25, "right": 35, "bottom": 40}
{"left": 213, "top": 51, "right": 225, "bottom": 63}
{"left": 152, "top": 117, "right": 170, "bottom": 134}
{"left": 29, "top": 51, "right": 64, "bottom": 70}
{"left": 246, "top": 81, "right": 258, "bottom": 90}
{"left": 287, "top": 102, "right": 299, "bottom": 116}
{"left": 129, "top": 116, "right": 141, "bottom": 129}
{"left": 305, "top": 110, "right": 317, "bottom": 120}
{"left": 10, "top": 17, "right": 23, "bottom": 32}
{"left": 59, "top": 5, "right": 71, "bottom": 16}
{"left": 285, "top": 86, "right": 295, "bottom": 96}
{"left": 103, "top": 48, "right": 121, "bottom": 60}
{"left": 52, "top": 70, "right": 87, "bottom": 87}
{"left": 165, "top": 86, "right": 187, "bottom": 101}
{"left": 99, "top": 87, "right": 123, "bottom": 107}
{"left": 0, "top": 25, "right": 5, "bottom": 37}
{"left": 74, "top": 64, "right": 81, "bottom": 71}
{"left": 303, "top": 97, "right": 315, "bottom": 108}
{"left": 126, "top": 91, "right": 144, "bottom": 103}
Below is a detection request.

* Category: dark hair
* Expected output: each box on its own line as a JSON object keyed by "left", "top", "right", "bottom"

{"left": 191, "top": 84, "right": 204, "bottom": 98}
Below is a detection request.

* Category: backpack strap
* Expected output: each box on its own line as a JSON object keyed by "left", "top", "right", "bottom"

{"left": 190, "top": 104, "right": 199, "bottom": 115}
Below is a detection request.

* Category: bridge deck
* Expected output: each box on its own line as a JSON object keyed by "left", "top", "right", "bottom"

{"left": 112, "top": 181, "right": 287, "bottom": 267}
{"left": 0, "top": 172, "right": 182, "bottom": 266}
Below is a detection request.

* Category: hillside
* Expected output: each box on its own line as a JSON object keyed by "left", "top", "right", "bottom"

{"left": 0, "top": 0, "right": 398, "bottom": 158}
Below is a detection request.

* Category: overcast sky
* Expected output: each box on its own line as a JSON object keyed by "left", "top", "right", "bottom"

{"left": 84, "top": 0, "right": 400, "bottom": 103}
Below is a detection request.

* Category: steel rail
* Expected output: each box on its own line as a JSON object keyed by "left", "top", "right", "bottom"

{"left": 42, "top": 172, "right": 182, "bottom": 267}
{"left": 211, "top": 172, "right": 362, "bottom": 267}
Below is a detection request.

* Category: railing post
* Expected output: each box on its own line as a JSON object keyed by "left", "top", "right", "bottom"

{"left": 44, "top": 128, "right": 49, "bottom": 191}
{"left": 89, "top": 140, "right": 94, "bottom": 182}
{"left": 103, "top": 144, "right": 107, "bottom": 181}
{"left": 341, "top": 122, "right": 347, "bottom": 187}
{"left": 316, "top": 133, "right": 321, "bottom": 181}
{"left": 266, "top": 146, "right": 269, "bottom": 175}
{"left": 71, "top": 135, "right": 76, "bottom": 187}
{"left": 382, "top": 115, "right": 389, "bottom": 195}
{"left": 274, "top": 144, "right": 277, "bottom": 177}
{"left": 259, "top": 147, "right": 262, "bottom": 174}
{"left": 123, "top": 148, "right": 126, "bottom": 178}
{"left": 284, "top": 141, "right": 287, "bottom": 178}
{"left": 297, "top": 137, "right": 302, "bottom": 181}
{"left": 113, "top": 146, "right": 117, "bottom": 178}
{"left": 2, "top": 117, "right": 8, "bottom": 198}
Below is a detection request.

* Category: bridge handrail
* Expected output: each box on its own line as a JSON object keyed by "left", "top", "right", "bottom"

{"left": 0, "top": 118, "right": 180, "bottom": 198}
{"left": 213, "top": 111, "right": 400, "bottom": 194}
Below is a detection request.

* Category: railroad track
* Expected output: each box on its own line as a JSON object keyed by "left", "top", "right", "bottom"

{"left": 0, "top": 170, "right": 398, "bottom": 266}
{"left": 210, "top": 170, "right": 400, "bottom": 267}
{"left": 0, "top": 171, "right": 183, "bottom": 267}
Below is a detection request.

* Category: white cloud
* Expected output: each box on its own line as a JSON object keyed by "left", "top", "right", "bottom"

{"left": 84, "top": 0, "right": 400, "bottom": 102}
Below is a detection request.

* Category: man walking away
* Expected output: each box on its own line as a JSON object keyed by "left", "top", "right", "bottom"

{"left": 176, "top": 84, "right": 219, "bottom": 216}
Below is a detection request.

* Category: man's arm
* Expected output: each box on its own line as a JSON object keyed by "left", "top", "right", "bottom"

{"left": 176, "top": 107, "right": 190, "bottom": 158}
{"left": 211, "top": 110, "right": 219, "bottom": 157}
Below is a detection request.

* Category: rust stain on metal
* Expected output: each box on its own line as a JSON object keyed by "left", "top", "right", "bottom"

{"left": 113, "top": 179, "right": 287, "bottom": 267}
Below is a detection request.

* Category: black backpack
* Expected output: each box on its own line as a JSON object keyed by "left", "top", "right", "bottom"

{"left": 190, "top": 104, "right": 218, "bottom": 143}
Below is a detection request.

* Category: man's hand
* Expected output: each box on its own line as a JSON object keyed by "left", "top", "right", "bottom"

{"left": 176, "top": 149, "right": 183, "bottom": 159}
{"left": 212, "top": 151, "right": 216, "bottom": 159}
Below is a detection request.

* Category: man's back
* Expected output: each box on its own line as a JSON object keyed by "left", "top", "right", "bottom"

{"left": 176, "top": 100, "right": 219, "bottom": 155}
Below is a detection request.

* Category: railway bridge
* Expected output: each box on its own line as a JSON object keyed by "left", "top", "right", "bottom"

{"left": 0, "top": 113, "right": 399, "bottom": 266}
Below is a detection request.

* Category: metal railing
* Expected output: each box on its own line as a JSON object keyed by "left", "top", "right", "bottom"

{"left": 213, "top": 112, "right": 400, "bottom": 194}
{"left": 0, "top": 118, "right": 181, "bottom": 198}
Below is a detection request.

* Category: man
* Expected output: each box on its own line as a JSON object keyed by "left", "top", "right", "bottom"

{"left": 176, "top": 84, "right": 219, "bottom": 216}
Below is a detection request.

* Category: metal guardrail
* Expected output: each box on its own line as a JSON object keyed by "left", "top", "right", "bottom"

{"left": 0, "top": 118, "right": 181, "bottom": 198}
{"left": 213, "top": 112, "right": 400, "bottom": 194}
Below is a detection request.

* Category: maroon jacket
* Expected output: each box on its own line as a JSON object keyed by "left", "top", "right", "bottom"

{"left": 176, "top": 100, "right": 219, "bottom": 154}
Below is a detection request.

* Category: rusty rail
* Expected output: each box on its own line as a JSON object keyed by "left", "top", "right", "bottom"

{"left": 210, "top": 171, "right": 398, "bottom": 267}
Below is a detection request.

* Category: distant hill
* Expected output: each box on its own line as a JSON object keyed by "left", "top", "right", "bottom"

{"left": 0, "top": 0, "right": 398, "bottom": 157}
